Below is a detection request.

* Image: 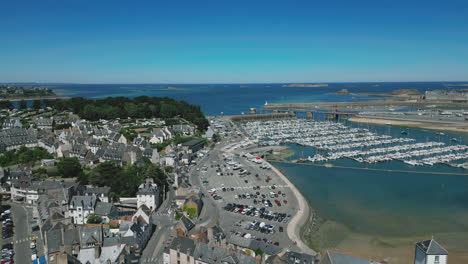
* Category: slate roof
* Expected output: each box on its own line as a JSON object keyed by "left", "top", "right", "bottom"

{"left": 192, "top": 243, "right": 257, "bottom": 264}
{"left": 321, "top": 251, "right": 380, "bottom": 264}
{"left": 79, "top": 226, "right": 103, "bottom": 247}
{"left": 416, "top": 239, "right": 448, "bottom": 255}
{"left": 46, "top": 229, "right": 62, "bottom": 253}
{"left": 85, "top": 186, "right": 111, "bottom": 196}
{"left": 266, "top": 251, "right": 316, "bottom": 264}
{"left": 136, "top": 183, "right": 159, "bottom": 196}
{"left": 70, "top": 195, "right": 97, "bottom": 210}
{"left": 227, "top": 235, "right": 283, "bottom": 256}
{"left": 94, "top": 201, "right": 116, "bottom": 217}
{"left": 169, "top": 236, "right": 196, "bottom": 255}
{"left": 180, "top": 215, "right": 195, "bottom": 231}
{"left": 63, "top": 229, "right": 80, "bottom": 245}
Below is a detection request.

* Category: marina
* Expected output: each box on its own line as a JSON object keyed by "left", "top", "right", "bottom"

{"left": 240, "top": 119, "right": 468, "bottom": 168}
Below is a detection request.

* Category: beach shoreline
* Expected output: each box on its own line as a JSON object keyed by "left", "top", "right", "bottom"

{"left": 264, "top": 160, "right": 317, "bottom": 256}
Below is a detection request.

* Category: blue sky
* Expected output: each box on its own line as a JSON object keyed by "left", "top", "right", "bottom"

{"left": 1, "top": 0, "right": 467, "bottom": 83}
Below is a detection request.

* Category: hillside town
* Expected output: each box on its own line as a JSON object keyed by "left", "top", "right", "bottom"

{"left": 0, "top": 104, "right": 450, "bottom": 264}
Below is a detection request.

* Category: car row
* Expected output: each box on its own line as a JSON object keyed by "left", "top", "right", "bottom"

{"left": 1, "top": 210, "right": 14, "bottom": 240}
{"left": 229, "top": 230, "right": 280, "bottom": 246}
{"left": 224, "top": 203, "right": 291, "bottom": 223}
{"left": 1, "top": 243, "right": 14, "bottom": 264}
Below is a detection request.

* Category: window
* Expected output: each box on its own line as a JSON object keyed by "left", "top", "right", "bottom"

{"left": 435, "top": 256, "right": 440, "bottom": 264}
{"left": 177, "top": 252, "right": 180, "bottom": 258}
{"left": 187, "top": 256, "right": 190, "bottom": 261}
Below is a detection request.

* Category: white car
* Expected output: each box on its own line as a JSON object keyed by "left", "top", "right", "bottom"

{"left": 31, "top": 254, "right": 37, "bottom": 260}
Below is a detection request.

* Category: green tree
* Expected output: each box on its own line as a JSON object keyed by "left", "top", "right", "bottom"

{"left": 57, "top": 157, "right": 83, "bottom": 178}
{"left": 18, "top": 100, "right": 27, "bottom": 109}
{"left": 254, "top": 248, "right": 264, "bottom": 257}
{"left": 90, "top": 162, "right": 123, "bottom": 189}
{"left": 212, "top": 133, "right": 221, "bottom": 142}
{"left": 86, "top": 214, "right": 103, "bottom": 224}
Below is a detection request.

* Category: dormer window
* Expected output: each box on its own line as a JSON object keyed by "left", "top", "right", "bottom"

{"left": 435, "top": 256, "right": 440, "bottom": 264}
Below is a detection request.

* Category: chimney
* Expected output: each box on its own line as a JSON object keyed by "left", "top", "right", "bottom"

{"left": 94, "top": 245, "right": 101, "bottom": 258}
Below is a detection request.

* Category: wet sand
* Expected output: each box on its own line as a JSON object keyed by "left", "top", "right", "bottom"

{"left": 349, "top": 117, "right": 468, "bottom": 133}
{"left": 333, "top": 232, "right": 468, "bottom": 264}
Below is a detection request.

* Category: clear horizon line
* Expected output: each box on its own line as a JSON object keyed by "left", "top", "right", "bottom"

{"left": 1, "top": 80, "right": 468, "bottom": 85}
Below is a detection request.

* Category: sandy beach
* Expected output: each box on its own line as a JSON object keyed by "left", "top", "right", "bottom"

{"left": 265, "top": 160, "right": 317, "bottom": 256}
{"left": 349, "top": 117, "right": 468, "bottom": 133}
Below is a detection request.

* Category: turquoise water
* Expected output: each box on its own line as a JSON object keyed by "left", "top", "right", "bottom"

{"left": 275, "top": 161, "right": 468, "bottom": 236}
{"left": 48, "top": 82, "right": 456, "bottom": 116}
{"left": 273, "top": 120, "right": 468, "bottom": 237}
{"left": 43, "top": 82, "right": 468, "bottom": 237}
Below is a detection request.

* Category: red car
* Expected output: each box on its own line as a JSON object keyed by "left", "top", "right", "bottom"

{"left": 283, "top": 200, "right": 288, "bottom": 204}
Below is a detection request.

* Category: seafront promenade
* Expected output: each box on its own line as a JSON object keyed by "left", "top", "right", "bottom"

{"left": 265, "top": 160, "right": 316, "bottom": 255}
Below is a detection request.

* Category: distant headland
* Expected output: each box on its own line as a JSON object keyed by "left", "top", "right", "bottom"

{"left": 282, "top": 83, "right": 329, "bottom": 87}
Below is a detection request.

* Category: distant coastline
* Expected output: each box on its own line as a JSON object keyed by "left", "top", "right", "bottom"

{"left": 119, "top": 86, "right": 193, "bottom": 91}
{"left": 0, "top": 95, "right": 69, "bottom": 101}
{"left": 283, "top": 83, "right": 328, "bottom": 88}
{"left": 331, "top": 88, "right": 422, "bottom": 98}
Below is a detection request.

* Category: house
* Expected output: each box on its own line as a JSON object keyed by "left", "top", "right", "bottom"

{"left": 84, "top": 186, "right": 111, "bottom": 203}
{"left": 175, "top": 215, "right": 196, "bottom": 235}
{"left": 143, "top": 148, "right": 160, "bottom": 164}
{"left": 266, "top": 251, "right": 316, "bottom": 264}
{"left": 149, "top": 130, "right": 166, "bottom": 144}
{"left": 94, "top": 201, "right": 118, "bottom": 223}
{"left": 227, "top": 235, "right": 283, "bottom": 258}
{"left": 181, "top": 139, "right": 204, "bottom": 153}
{"left": 37, "top": 117, "right": 54, "bottom": 129}
{"left": 163, "top": 236, "right": 196, "bottom": 264}
{"left": 45, "top": 224, "right": 81, "bottom": 264}
{"left": 68, "top": 196, "right": 98, "bottom": 225}
{"left": 2, "top": 118, "right": 22, "bottom": 128}
{"left": 136, "top": 178, "right": 160, "bottom": 211}
{"left": 414, "top": 238, "right": 448, "bottom": 264}
{"left": 122, "top": 208, "right": 154, "bottom": 251}
{"left": 319, "top": 251, "right": 381, "bottom": 264}
{"left": 172, "top": 125, "right": 195, "bottom": 136}
{"left": 163, "top": 235, "right": 257, "bottom": 264}
{"left": 181, "top": 154, "right": 191, "bottom": 165}
{"left": 203, "top": 127, "right": 214, "bottom": 140}
{"left": 164, "top": 154, "right": 176, "bottom": 166}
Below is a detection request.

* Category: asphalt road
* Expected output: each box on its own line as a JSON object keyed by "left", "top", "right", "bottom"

{"left": 11, "top": 203, "right": 32, "bottom": 264}
{"left": 140, "top": 187, "right": 177, "bottom": 264}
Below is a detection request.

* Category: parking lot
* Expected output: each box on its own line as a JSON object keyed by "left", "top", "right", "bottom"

{"left": 197, "top": 146, "right": 299, "bottom": 248}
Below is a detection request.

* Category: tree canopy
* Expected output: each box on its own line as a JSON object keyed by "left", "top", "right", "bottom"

{"left": 56, "top": 157, "right": 83, "bottom": 178}
{"left": 44, "top": 96, "right": 209, "bottom": 130}
{"left": 86, "top": 214, "right": 103, "bottom": 224}
{"left": 0, "top": 146, "right": 53, "bottom": 166}
{"left": 82, "top": 160, "right": 168, "bottom": 198}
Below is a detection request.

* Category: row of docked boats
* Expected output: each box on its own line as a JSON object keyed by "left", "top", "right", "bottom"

{"left": 240, "top": 119, "right": 467, "bottom": 168}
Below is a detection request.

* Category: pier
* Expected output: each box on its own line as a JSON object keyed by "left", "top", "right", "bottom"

{"left": 229, "top": 112, "right": 295, "bottom": 121}
{"left": 249, "top": 107, "right": 356, "bottom": 120}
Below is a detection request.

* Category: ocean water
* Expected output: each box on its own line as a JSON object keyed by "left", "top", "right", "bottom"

{"left": 49, "top": 82, "right": 456, "bottom": 116}
{"left": 51, "top": 82, "right": 468, "bottom": 237}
